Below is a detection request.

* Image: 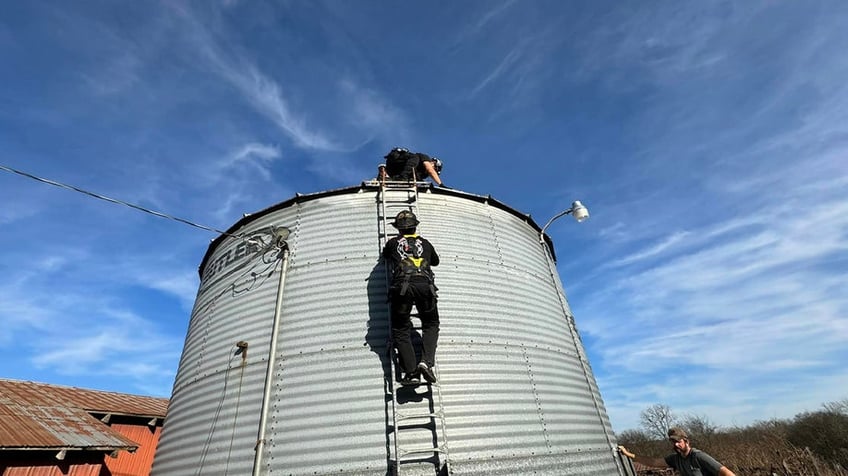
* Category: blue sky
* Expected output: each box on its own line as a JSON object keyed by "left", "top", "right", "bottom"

{"left": 1, "top": 1, "right": 846, "bottom": 433}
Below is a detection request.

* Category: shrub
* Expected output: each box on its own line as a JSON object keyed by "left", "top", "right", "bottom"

{"left": 786, "top": 409, "right": 848, "bottom": 469}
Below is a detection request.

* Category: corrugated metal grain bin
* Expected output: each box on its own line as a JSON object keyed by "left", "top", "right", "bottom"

{"left": 152, "top": 184, "right": 625, "bottom": 476}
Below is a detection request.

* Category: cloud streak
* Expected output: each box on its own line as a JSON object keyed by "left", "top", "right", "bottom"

{"left": 608, "top": 231, "right": 691, "bottom": 267}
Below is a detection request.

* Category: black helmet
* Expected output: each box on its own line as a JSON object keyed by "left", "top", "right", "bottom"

{"left": 431, "top": 157, "right": 443, "bottom": 173}
{"left": 391, "top": 210, "right": 419, "bottom": 229}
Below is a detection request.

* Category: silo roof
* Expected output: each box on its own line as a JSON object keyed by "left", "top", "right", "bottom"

{"left": 199, "top": 182, "right": 557, "bottom": 276}
{"left": 0, "top": 379, "right": 168, "bottom": 450}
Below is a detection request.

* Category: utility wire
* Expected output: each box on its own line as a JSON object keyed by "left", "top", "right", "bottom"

{"left": 0, "top": 163, "right": 236, "bottom": 237}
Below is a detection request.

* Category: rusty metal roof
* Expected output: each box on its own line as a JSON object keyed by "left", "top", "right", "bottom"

{"left": 0, "top": 379, "right": 168, "bottom": 450}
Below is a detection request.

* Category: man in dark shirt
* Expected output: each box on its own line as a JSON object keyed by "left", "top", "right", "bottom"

{"left": 619, "top": 428, "right": 735, "bottom": 476}
{"left": 382, "top": 210, "right": 441, "bottom": 386}
{"left": 380, "top": 147, "right": 447, "bottom": 187}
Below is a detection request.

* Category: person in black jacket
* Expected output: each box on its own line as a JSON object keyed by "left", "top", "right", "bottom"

{"left": 382, "top": 210, "right": 441, "bottom": 385}
{"left": 380, "top": 147, "right": 447, "bottom": 188}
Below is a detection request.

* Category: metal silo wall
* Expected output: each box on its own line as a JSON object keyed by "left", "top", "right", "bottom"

{"left": 419, "top": 192, "right": 621, "bottom": 475}
{"left": 152, "top": 187, "right": 624, "bottom": 476}
{"left": 152, "top": 203, "right": 304, "bottom": 476}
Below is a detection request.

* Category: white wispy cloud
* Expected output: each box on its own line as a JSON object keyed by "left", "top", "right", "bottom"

{"left": 470, "top": 43, "right": 525, "bottom": 97}
{"left": 224, "top": 142, "right": 283, "bottom": 181}
{"left": 31, "top": 307, "right": 181, "bottom": 383}
{"left": 573, "top": 3, "right": 743, "bottom": 85}
{"left": 570, "top": 3, "right": 848, "bottom": 431}
{"left": 81, "top": 51, "right": 144, "bottom": 96}
{"left": 231, "top": 66, "right": 340, "bottom": 151}
{"left": 0, "top": 203, "right": 39, "bottom": 225}
{"left": 170, "top": 5, "right": 340, "bottom": 152}
{"left": 134, "top": 269, "right": 200, "bottom": 311}
{"left": 233, "top": 143, "right": 281, "bottom": 162}
{"left": 194, "top": 141, "right": 296, "bottom": 223}
{"left": 455, "top": 0, "right": 518, "bottom": 45}
{"left": 1, "top": 253, "right": 184, "bottom": 390}
{"left": 608, "top": 231, "right": 691, "bottom": 267}
{"left": 164, "top": 3, "right": 410, "bottom": 189}
{"left": 464, "top": 23, "right": 561, "bottom": 113}
{"left": 338, "top": 79, "right": 411, "bottom": 147}
{"left": 36, "top": 4, "right": 173, "bottom": 98}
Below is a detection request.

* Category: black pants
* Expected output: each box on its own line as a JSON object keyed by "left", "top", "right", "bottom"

{"left": 390, "top": 281, "right": 439, "bottom": 374}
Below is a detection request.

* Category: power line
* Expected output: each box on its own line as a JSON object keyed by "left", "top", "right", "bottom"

{"left": 0, "top": 163, "right": 235, "bottom": 237}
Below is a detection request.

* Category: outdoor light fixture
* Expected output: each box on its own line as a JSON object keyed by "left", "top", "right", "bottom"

{"left": 570, "top": 200, "right": 589, "bottom": 222}
{"left": 55, "top": 449, "right": 67, "bottom": 461}
{"left": 539, "top": 200, "right": 590, "bottom": 243}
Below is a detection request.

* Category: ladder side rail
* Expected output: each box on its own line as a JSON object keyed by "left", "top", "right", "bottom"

{"left": 378, "top": 183, "right": 402, "bottom": 475}
{"left": 381, "top": 180, "right": 455, "bottom": 475}
{"left": 408, "top": 182, "right": 453, "bottom": 474}
{"left": 431, "top": 367, "right": 451, "bottom": 474}
{"left": 379, "top": 182, "right": 423, "bottom": 474}
{"left": 404, "top": 181, "right": 454, "bottom": 474}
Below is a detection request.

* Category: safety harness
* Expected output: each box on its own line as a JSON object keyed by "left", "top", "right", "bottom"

{"left": 394, "top": 234, "right": 434, "bottom": 296}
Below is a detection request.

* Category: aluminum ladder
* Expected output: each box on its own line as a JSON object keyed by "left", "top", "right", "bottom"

{"left": 377, "top": 178, "right": 452, "bottom": 476}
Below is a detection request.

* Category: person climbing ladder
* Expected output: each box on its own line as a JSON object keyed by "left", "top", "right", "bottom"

{"left": 382, "top": 210, "right": 441, "bottom": 385}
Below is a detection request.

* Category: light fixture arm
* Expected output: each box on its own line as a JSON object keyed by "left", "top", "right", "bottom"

{"left": 539, "top": 200, "right": 589, "bottom": 244}
{"left": 540, "top": 208, "right": 574, "bottom": 243}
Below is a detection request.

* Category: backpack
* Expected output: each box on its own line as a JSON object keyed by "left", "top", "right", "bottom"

{"left": 384, "top": 148, "right": 418, "bottom": 179}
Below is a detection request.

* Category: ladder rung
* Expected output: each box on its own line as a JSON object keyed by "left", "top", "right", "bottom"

{"left": 398, "top": 446, "right": 447, "bottom": 457}
{"left": 396, "top": 422, "right": 436, "bottom": 431}
{"left": 394, "top": 380, "right": 439, "bottom": 389}
{"left": 397, "top": 411, "right": 443, "bottom": 421}
{"left": 382, "top": 180, "right": 429, "bottom": 186}
{"left": 365, "top": 179, "right": 428, "bottom": 187}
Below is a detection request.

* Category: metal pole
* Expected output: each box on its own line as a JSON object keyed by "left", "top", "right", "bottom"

{"left": 252, "top": 247, "right": 290, "bottom": 476}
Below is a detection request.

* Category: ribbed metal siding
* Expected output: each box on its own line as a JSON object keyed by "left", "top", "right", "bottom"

{"left": 152, "top": 187, "right": 623, "bottom": 476}
{"left": 104, "top": 423, "right": 162, "bottom": 476}
{"left": 2, "top": 462, "right": 104, "bottom": 476}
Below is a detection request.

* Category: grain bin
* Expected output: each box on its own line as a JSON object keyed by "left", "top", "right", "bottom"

{"left": 151, "top": 183, "right": 628, "bottom": 476}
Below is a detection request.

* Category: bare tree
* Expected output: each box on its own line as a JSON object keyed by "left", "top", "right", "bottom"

{"left": 640, "top": 403, "right": 678, "bottom": 440}
{"left": 616, "top": 428, "right": 652, "bottom": 446}
{"left": 681, "top": 413, "right": 719, "bottom": 445}
{"left": 822, "top": 398, "right": 848, "bottom": 415}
